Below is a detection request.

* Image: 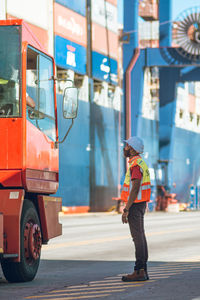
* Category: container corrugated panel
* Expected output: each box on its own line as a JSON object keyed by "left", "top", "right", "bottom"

{"left": 139, "top": 21, "right": 159, "bottom": 41}
{"left": 188, "top": 82, "right": 195, "bottom": 95}
{"left": 92, "top": 51, "right": 118, "bottom": 85}
{"left": 91, "top": 0, "right": 118, "bottom": 33}
{"left": 188, "top": 94, "right": 196, "bottom": 114}
{"left": 196, "top": 97, "right": 200, "bottom": 115}
{"left": 7, "top": 0, "right": 49, "bottom": 30}
{"left": 55, "top": 35, "right": 87, "bottom": 75}
{"left": 0, "top": 0, "right": 6, "bottom": 19}
{"left": 195, "top": 82, "right": 200, "bottom": 97}
{"left": 159, "top": 68, "right": 200, "bottom": 202}
{"left": 168, "top": 127, "right": 200, "bottom": 202}
{"left": 137, "top": 117, "right": 159, "bottom": 186}
{"left": 54, "top": 3, "right": 87, "bottom": 47}
{"left": 176, "top": 84, "right": 188, "bottom": 111}
{"left": 55, "top": 0, "right": 86, "bottom": 16}
{"left": 56, "top": 88, "right": 123, "bottom": 210}
{"left": 106, "top": 0, "right": 117, "bottom": 6}
{"left": 92, "top": 22, "right": 118, "bottom": 60}
{"left": 89, "top": 102, "right": 121, "bottom": 212}
{"left": 55, "top": 95, "right": 90, "bottom": 207}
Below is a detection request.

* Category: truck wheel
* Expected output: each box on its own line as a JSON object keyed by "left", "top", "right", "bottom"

{"left": 1, "top": 199, "right": 42, "bottom": 282}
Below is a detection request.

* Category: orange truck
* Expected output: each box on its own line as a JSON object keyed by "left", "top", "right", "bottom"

{"left": 0, "top": 19, "right": 78, "bottom": 282}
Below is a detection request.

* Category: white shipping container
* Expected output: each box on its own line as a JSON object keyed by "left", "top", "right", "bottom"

{"left": 195, "top": 82, "right": 200, "bottom": 97}
{"left": 94, "top": 81, "right": 107, "bottom": 107}
{"left": 196, "top": 97, "right": 200, "bottom": 115}
{"left": 78, "top": 76, "right": 89, "bottom": 103}
{"left": 184, "top": 82, "right": 189, "bottom": 94}
{"left": 176, "top": 86, "right": 188, "bottom": 111}
{"left": 7, "top": 0, "right": 49, "bottom": 30}
{"left": 112, "top": 86, "right": 121, "bottom": 111}
{"left": 152, "top": 21, "right": 159, "bottom": 40}
{"left": 139, "top": 22, "right": 151, "bottom": 40}
{"left": 91, "top": 0, "right": 118, "bottom": 33}
{"left": 0, "top": 0, "right": 6, "bottom": 19}
{"left": 142, "top": 68, "right": 159, "bottom": 121}
{"left": 138, "top": 22, "right": 145, "bottom": 40}
{"left": 47, "top": 0, "right": 54, "bottom": 55}
{"left": 175, "top": 109, "right": 183, "bottom": 128}
{"left": 139, "top": 21, "right": 159, "bottom": 41}
{"left": 145, "top": 22, "right": 151, "bottom": 40}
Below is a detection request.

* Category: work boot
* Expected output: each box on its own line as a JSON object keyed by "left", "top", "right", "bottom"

{"left": 121, "top": 269, "right": 148, "bottom": 282}
{"left": 145, "top": 270, "right": 149, "bottom": 280}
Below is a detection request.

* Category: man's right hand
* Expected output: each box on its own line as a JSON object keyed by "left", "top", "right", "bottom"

{"left": 122, "top": 211, "right": 129, "bottom": 224}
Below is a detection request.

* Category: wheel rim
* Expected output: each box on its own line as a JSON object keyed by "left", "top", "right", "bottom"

{"left": 24, "top": 222, "right": 42, "bottom": 263}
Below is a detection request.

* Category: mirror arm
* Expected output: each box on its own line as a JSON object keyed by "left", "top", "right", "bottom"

{"left": 55, "top": 119, "right": 74, "bottom": 146}
{"left": 53, "top": 77, "right": 74, "bottom": 83}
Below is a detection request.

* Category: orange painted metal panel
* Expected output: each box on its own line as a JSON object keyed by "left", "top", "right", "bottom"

{"left": 0, "top": 213, "right": 3, "bottom": 253}
{"left": 22, "top": 24, "right": 46, "bottom": 52}
{"left": 0, "top": 189, "right": 24, "bottom": 261}
{"left": 26, "top": 169, "right": 57, "bottom": 181}
{"left": 37, "top": 195, "right": 62, "bottom": 242}
{"left": 0, "top": 170, "right": 22, "bottom": 187}
{"left": 25, "top": 170, "right": 58, "bottom": 194}
{"left": 0, "top": 21, "right": 59, "bottom": 195}
{"left": 54, "top": 3, "right": 87, "bottom": 47}
{"left": 0, "top": 18, "right": 23, "bottom": 26}
{"left": 26, "top": 121, "right": 58, "bottom": 172}
{"left": 0, "top": 119, "right": 23, "bottom": 170}
{"left": 92, "top": 22, "right": 118, "bottom": 60}
{"left": 188, "top": 94, "right": 196, "bottom": 114}
{"left": 62, "top": 206, "right": 89, "bottom": 214}
{"left": 21, "top": 35, "right": 59, "bottom": 194}
{"left": 6, "top": 15, "right": 47, "bottom": 52}
{"left": 26, "top": 23, "right": 48, "bottom": 51}
{"left": 7, "top": 14, "right": 48, "bottom": 51}
{"left": 25, "top": 121, "right": 58, "bottom": 193}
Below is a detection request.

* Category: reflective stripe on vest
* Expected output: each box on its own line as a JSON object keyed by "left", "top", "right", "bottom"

{"left": 121, "top": 156, "right": 151, "bottom": 203}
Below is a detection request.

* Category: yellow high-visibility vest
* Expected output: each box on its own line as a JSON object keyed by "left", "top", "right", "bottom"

{"left": 121, "top": 155, "right": 151, "bottom": 203}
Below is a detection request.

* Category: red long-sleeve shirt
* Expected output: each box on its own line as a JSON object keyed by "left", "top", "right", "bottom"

{"left": 130, "top": 165, "right": 142, "bottom": 180}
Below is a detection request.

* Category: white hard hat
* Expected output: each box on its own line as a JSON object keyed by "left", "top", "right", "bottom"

{"left": 124, "top": 136, "right": 144, "bottom": 154}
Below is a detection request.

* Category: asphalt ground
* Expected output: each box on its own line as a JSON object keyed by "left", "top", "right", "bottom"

{"left": 0, "top": 211, "right": 200, "bottom": 300}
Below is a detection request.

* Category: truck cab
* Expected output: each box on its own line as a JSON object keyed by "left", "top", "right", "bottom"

{"left": 0, "top": 19, "right": 78, "bottom": 282}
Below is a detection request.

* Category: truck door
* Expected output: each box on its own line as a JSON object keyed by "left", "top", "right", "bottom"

{"left": 25, "top": 47, "right": 58, "bottom": 193}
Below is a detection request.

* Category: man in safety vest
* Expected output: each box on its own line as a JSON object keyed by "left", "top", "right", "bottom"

{"left": 121, "top": 136, "right": 151, "bottom": 282}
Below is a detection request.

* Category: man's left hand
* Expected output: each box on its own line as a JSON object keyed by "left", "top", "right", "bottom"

{"left": 122, "top": 211, "right": 129, "bottom": 224}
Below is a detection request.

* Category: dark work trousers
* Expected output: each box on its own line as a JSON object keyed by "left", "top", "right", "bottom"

{"left": 128, "top": 201, "right": 148, "bottom": 271}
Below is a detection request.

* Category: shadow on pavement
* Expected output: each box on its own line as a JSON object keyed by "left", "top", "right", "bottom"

{"left": 0, "top": 260, "right": 200, "bottom": 299}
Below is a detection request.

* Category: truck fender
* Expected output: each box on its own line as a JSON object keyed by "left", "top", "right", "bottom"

{"left": 37, "top": 195, "right": 62, "bottom": 244}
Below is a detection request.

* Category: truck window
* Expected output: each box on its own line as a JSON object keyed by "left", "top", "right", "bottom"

{"left": 26, "top": 47, "right": 56, "bottom": 142}
{"left": 0, "top": 26, "right": 21, "bottom": 117}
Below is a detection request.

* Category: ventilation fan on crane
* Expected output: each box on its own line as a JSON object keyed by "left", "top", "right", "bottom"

{"left": 173, "top": 6, "right": 200, "bottom": 61}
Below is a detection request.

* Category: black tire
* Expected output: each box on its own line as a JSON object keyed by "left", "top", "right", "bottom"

{"left": 1, "top": 200, "right": 41, "bottom": 282}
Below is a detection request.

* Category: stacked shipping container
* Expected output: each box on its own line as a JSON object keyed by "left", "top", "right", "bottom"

{"left": 53, "top": 0, "right": 122, "bottom": 211}
{"left": 1, "top": 0, "right": 123, "bottom": 212}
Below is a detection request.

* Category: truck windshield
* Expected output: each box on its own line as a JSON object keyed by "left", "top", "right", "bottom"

{"left": 0, "top": 26, "right": 21, "bottom": 117}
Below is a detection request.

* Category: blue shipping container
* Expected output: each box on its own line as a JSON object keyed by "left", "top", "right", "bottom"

{"left": 55, "top": 35, "right": 87, "bottom": 75}
{"left": 56, "top": 95, "right": 90, "bottom": 207}
{"left": 92, "top": 51, "right": 118, "bottom": 85}
{"left": 55, "top": 0, "right": 86, "bottom": 16}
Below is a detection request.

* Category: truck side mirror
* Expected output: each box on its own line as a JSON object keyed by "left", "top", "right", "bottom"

{"left": 63, "top": 87, "right": 78, "bottom": 119}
